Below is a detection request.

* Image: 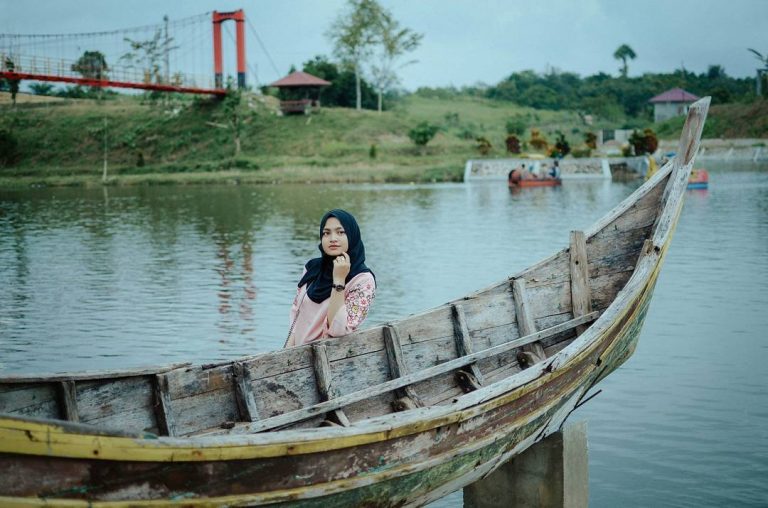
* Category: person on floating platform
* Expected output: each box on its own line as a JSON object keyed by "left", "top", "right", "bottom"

{"left": 549, "top": 160, "right": 560, "bottom": 179}
{"left": 284, "top": 209, "right": 376, "bottom": 348}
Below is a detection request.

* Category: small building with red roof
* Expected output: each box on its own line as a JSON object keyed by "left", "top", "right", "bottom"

{"left": 269, "top": 71, "right": 331, "bottom": 115}
{"left": 649, "top": 87, "right": 700, "bottom": 123}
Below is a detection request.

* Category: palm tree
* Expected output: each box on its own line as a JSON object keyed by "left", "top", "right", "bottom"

{"left": 748, "top": 48, "right": 768, "bottom": 96}
{"left": 613, "top": 44, "right": 636, "bottom": 78}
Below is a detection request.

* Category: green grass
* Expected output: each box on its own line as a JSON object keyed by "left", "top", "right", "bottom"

{"left": 2, "top": 91, "right": 764, "bottom": 189}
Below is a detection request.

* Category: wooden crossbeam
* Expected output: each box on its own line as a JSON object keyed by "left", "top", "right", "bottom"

{"left": 232, "top": 362, "right": 260, "bottom": 422}
{"left": 243, "top": 311, "right": 599, "bottom": 433}
{"left": 57, "top": 380, "right": 79, "bottom": 422}
{"left": 451, "top": 303, "right": 484, "bottom": 391}
{"left": 153, "top": 374, "right": 177, "bottom": 437}
{"left": 512, "top": 278, "right": 546, "bottom": 366}
{"left": 312, "top": 343, "right": 351, "bottom": 427}
{"left": 569, "top": 230, "right": 592, "bottom": 336}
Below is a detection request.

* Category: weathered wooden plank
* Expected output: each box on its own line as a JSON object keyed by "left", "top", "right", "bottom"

{"left": 343, "top": 392, "right": 396, "bottom": 423}
{"left": 383, "top": 325, "right": 422, "bottom": 408}
{"left": 153, "top": 374, "right": 176, "bottom": 437}
{"left": 452, "top": 304, "right": 484, "bottom": 389}
{"left": 0, "top": 363, "right": 191, "bottom": 384}
{"left": 156, "top": 365, "right": 240, "bottom": 435}
{"left": 57, "top": 381, "right": 78, "bottom": 422}
{"left": 167, "top": 388, "right": 239, "bottom": 435}
{"left": 591, "top": 269, "right": 636, "bottom": 311}
{"left": 248, "top": 366, "right": 320, "bottom": 419}
{"left": 163, "top": 365, "right": 235, "bottom": 400}
{"left": 512, "top": 278, "right": 546, "bottom": 364}
{"left": 76, "top": 377, "right": 156, "bottom": 433}
{"left": 241, "top": 311, "right": 599, "bottom": 433}
{"left": 570, "top": 230, "right": 592, "bottom": 336}
{"left": 330, "top": 349, "right": 392, "bottom": 397}
{"left": 0, "top": 383, "right": 59, "bottom": 419}
{"left": 232, "top": 362, "right": 259, "bottom": 422}
{"left": 312, "top": 344, "right": 350, "bottom": 427}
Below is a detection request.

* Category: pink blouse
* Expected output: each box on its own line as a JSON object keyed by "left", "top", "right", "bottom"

{"left": 287, "top": 271, "right": 376, "bottom": 347}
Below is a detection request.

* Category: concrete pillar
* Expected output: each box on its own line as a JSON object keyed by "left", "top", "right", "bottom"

{"left": 463, "top": 421, "right": 588, "bottom": 508}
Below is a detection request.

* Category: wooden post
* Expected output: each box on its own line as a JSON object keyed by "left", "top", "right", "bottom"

{"left": 464, "top": 421, "right": 589, "bottom": 508}
{"left": 153, "top": 374, "right": 177, "bottom": 437}
{"left": 232, "top": 362, "right": 259, "bottom": 422}
{"left": 383, "top": 325, "right": 422, "bottom": 410}
{"left": 451, "top": 303, "right": 484, "bottom": 391}
{"left": 512, "top": 278, "right": 546, "bottom": 366}
{"left": 569, "top": 230, "right": 592, "bottom": 336}
{"left": 312, "top": 343, "right": 351, "bottom": 426}
{"left": 57, "top": 380, "right": 79, "bottom": 422}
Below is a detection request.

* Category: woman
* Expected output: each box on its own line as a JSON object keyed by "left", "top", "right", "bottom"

{"left": 284, "top": 209, "right": 376, "bottom": 348}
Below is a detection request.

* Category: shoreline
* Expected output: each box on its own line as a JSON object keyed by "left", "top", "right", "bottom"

{"left": 0, "top": 161, "right": 467, "bottom": 190}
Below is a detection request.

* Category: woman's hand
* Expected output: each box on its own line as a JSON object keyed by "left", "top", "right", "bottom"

{"left": 332, "top": 253, "right": 351, "bottom": 284}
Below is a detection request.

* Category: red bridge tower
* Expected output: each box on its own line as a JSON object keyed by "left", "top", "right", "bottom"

{"left": 212, "top": 9, "right": 246, "bottom": 89}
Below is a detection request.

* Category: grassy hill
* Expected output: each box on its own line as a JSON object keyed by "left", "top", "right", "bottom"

{"left": 1, "top": 91, "right": 764, "bottom": 188}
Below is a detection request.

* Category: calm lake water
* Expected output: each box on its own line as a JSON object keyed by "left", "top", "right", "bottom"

{"left": 1, "top": 163, "right": 766, "bottom": 506}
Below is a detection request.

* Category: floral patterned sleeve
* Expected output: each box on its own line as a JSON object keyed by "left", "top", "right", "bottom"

{"left": 328, "top": 274, "right": 376, "bottom": 337}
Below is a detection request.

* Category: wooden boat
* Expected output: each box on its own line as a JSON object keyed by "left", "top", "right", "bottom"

{"left": 508, "top": 176, "right": 562, "bottom": 188}
{"left": 687, "top": 168, "right": 709, "bottom": 189}
{"left": 0, "top": 98, "right": 710, "bottom": 507}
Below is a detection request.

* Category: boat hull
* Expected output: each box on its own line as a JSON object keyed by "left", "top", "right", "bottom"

{"left": 508, "top": 178, "right": 562, "bottom": 188}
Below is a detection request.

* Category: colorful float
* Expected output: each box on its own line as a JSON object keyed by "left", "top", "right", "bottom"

{"left": 687, "top": 168, "right": 709, "bottom": 189}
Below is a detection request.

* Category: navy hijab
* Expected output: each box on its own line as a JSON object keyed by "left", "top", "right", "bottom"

{"left": 298, "top": 209, "right": 374, "bottom": 303}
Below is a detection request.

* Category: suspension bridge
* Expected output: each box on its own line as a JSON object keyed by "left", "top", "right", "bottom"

{"left": 0, "top": 9, "right": 282, "bottom": 96}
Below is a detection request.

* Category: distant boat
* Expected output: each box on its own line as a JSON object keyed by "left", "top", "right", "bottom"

{"left": 687, "top": 168, "right": 709, "bottom": 189}
{"left": 508, "top": 169, "right": 562, "bottom": 188}
{"left": 509, "top": 176, "right": 562, "bottom": 188}
{"left": 0, "top": 99, "right": 711, "bottom": 507}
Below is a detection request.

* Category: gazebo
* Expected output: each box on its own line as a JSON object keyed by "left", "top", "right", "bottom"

{"left": 649, "top": 88, "right": 700, "bottom": 123}
{"left": 269, "top": 71, "right": 331, "bottom": 115}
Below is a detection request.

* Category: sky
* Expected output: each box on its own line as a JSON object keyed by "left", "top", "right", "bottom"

{"left": 1, "top": 0, "right": 766, "bottom": 90}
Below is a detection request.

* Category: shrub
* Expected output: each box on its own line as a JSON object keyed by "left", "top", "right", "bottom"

{"left": 369, "top": 144, "right": 377, "bottom": 159}
{"left": 584, "top": 131, "right": 597, "bottom": 149}
{"left": 505, "top": 134, "right": 521, "bottom": 154}
{"left": 0, "top": 128, "right": 20, "bottom": 168}
{"left": 549, "top": 131, "right": 571, "bottom": 158}
{"left": 475, "top": 136, "right": 492, "bottom": 155}
{"left": 408, "top": 122, "right": 439, "bottom": 147}
{"left": 528, "top": 128, "right": 549, "bottom": 152}
{"left": 629, "top": 128, "right": 659, "bottom": 155}
{"left": 572, "top": 145, "right": 592, "bottom": 158}
{"left": 505, "top": 117, "right": 526, "bottom": 136}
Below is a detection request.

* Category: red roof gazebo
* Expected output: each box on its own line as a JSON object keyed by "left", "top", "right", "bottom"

{"left": 269, "top": 71, "right": 331, "bottom": 115}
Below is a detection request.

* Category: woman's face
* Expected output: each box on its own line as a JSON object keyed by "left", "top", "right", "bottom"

{"left": 321, "top": 217, "right": 349, "bottom": 256}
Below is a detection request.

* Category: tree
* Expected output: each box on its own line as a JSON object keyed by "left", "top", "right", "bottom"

{"left": 29, "top": 83, "right": 55, "bottom": 96}
{"left": 613, "top": 44, "right": 637, "bottom": 78}
{"left": 303, "top": 55, "right": 377, "bottom": 108}
{"left": 71, "top": 51, "right": 109, "bottom": 80}
{"left": 369, "top": 11, "right": 422, "bottom": 112}
{"left": 408, "top": 121, "right": 439, "bottom": 150}
{"left": 327, "top": 0, "right": 386, "bottom": 111}
{"left": 3, "top": 57, "right": 21, "bottom": 107}
{"left": 221, "top": 78, "right": 243, "bottom": 156}
{"left": 748, "top": 48, "right": 768, "bottom": 96}
{"left": 121, "top": 29, "right": 177, "bottom": 85}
